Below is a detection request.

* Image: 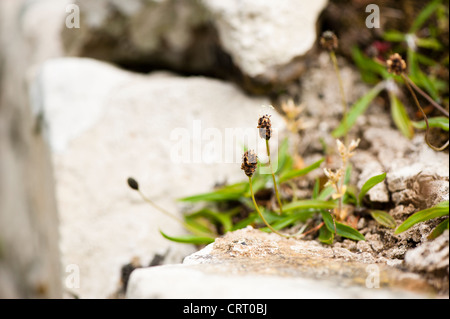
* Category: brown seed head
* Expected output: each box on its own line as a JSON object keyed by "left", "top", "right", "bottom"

{"left": 241, "top": 150, "right": 258, "bottom": 177}
{"left": 257, "top": 114, "right": 272, "bottom": 140}
{"left": 127, "top": 177, "right": 139, "bottom": 191}
{"left": 320, "top": 31, "right": 338, "bottom": 52}
{"left": 386, "top": 53, "right": 406, "bottom": 75}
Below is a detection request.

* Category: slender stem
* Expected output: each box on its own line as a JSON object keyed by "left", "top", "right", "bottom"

{"left": 337, "top": 197, "right": 343, "bottom": 222}
{"left": 402, "top": 74, "right": 449, "bottom": 151}
{"left": 330, "top": 50, "right": 349, "bottom": 146}
{"left": 405, "top": 75, "right": 449, "bottom": 118}
{"left": 249, "top": 176, "right": 290, "bottom": 238}
{"left": 266, "top": 139, "right": 283, "bottom": 214}
{"left": 332, "top": 210, "right": 337, "bottom": 235}
{"left": 136, "top": 189, "right": 207, "bottom": 236}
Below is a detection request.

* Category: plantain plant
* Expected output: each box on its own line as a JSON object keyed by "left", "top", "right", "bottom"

{"left": 343, "top": 0, "right": 449, "bottom": 150}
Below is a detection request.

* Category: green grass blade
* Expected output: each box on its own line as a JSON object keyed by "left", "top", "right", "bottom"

{"left": 282, "top": 200, "right": 337, "bottom": 213}
{"left": 270, "top": 211, "right": 315, "bottom": 230}
{"left": 408, "top": 50, "right": 440, "bottom": 100}
{"left": 159, "top": 230, "right": 215, "bottom": 244}
{"left": 279, "top": 158, "right": 324, "bottom": 183}
{"left": 320, "top": 210, "right": 365, "bottom": 241}
{"left": 428, "top": 219, "right": 449, "bottom": 240}
{"left": 370, "top": 210, "right": 396, "bottom": 229}
{"left": 352, "top": 47, "right": 390, "bottom": 82}
{"left": 382, "top": 30, "right": 406, "bottom": 42}
{"left": 183, "top": 218, "right": 216, "bottom": 236}
{"left": 187, "top": 208, "right": 233, "bottom": 233}
{"left": 389, "top": 93, "right": 414, "bottom": 139}
{"left": 232, "top": 213, "right": 257, "bottom": 231}
{"left": 395, "top": 201, "right": 449, "bottom": 234}
{"left": 344, "top": 185, "right": 357, "bottom": 206}
{"left": 159, "top": 230, "right": 215, "bottom": 245}
{"left": 318, "top": 225, "right": 334, "bottom": 245}
{"left": 412, "top": 117, "right": 449, "bottom": 131}
{"left": 321, "top": 210, "right": 335, "bottom": 232}
{"left": 416, "top": 37, "right": 443, "bottom": 50}
{"left": 276, "top": 138, "right": 293, "bottom": 176}
{"left": 317, "top": 185, "right": 336, "bottom": 201}
{"left": 335, "top": 222, "right": 365, "bottom": 241}
{"left": 409, "top": 0, "right": 442, "bottom": 33}
{"left": 179, "top": 182, "right": 247, "bottom": 202}
{"left": 343, "top": 164, "right": 352, "bottom": 185}
{"left": 312, "top": 178, "right": 320, "bottom": 199}
{"left": 358, "top": 172, "right": 386, "bottom": 206}
{"left": 332, "top": 82, "right": 384, "bottom": 138}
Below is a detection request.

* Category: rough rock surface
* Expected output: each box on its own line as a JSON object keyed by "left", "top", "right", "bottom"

{"left": 405, "top": 230, "right": 449, "bottom": 292}
{"left": 62, "top": 0, "right": 328, "bottom": 92}
{"left": 201, "top": 0, "right": 328, "bottom": 79}
{"left": 126, "top": 227, "right": 438, "bottom": 298}
{"left": 30, "top": 57, "right": 288, "bottom": 298}
{"left": 0, "top": 0, "right": 65, "bottom": 298}
{"left": 62, "top": 0, "right": 214, "bottom": 74}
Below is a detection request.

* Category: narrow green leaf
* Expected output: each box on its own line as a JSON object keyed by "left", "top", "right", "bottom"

{"left": 184, "top": 217, "right": 216, "bottom": 237}
{"left": 370, "top": 210, "right": 397, "bottom": 229}
{"left": 159, "top": 230, "right": 215, "bottom": 245}
{"left": 382, "top": 30, "right": 406, "bottom": 42}
{"left": 332, "top": 83, "right": 384, "bottom": 138}
{"left": 408, "top": 50, "right": 440, "bottom": 100}
{"left": 352, "top": 47, "right": 390, "bottom": 82}
{"left": 344, "top": 185, "right": 357, "bottom": 206}
{"left": 232, "top": 213, "right": 257, "bottom": 231}
{"left": 318, "top": 225, "right": 334, "bottom": 245}
{"left": 395, "top": 200, "right": 449, "bottom": 234}
{"left": 358, "top": 173, "right": 387, "bottom": 206}
{"left": 335, "top": 222, "right": 365, "bottom": 241}
{"left": 409, "top": 0, "right": 442, "bottom": 33}
{"left": 343, "top": 164, "right": 352, "bottom": 185}
{"left": 312, "top": 178, "right": 320, "bottom": 199}
{"left": 270, "top": 211, "right": 315, "bottom": 230}
{"left": 412, "top": 117, "right": 449, "bottom": 131}
{"left": 320, "top": 211, "right": 365, "bottom": 241}
{"left": 282, "top": 200, "right": 337, "bottom": 213}
{"left": 389, "top": 93, "right": 414, "bottom": 139}
{"left": 321, "top": 210, "right": 336, "bottom": 233}
{"left": 428, "top": 219, "right": 449, "bottom": 240}
{"left": 279, "top": 158, "right": 324, "bottom": 183}
{"left": 416, "top": 69, "right": 440, "bottom": 101}
{"left": 416, "top": 37, "right": 443, "bottom": 50}
{"left": 415, "top": 52, "right": 439, "bottom": 66}
{"left": 187, "top": 208, "right": 233, "bottom": 233}
{"left": 277, "top": 138, "right": 293, "bottom": 176}
{"left": 179, "top": 182, "right": 247, "bottom": 202}
{"left": 317, "top": 185, "right": 335, "bottom": 201}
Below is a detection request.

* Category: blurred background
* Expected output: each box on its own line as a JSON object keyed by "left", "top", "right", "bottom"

{"left": 0, "top": 0, "right": 448, "bottom": 298}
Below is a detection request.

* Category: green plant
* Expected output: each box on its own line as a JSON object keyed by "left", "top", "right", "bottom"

{"left": 125, "top": 3, "right": 448, "bottom": 246}
{"left": 395, "top": 200, "right": 449, "bottom": 239}
{"left": 337, "top": 1, "right": 449, "bottom": 150}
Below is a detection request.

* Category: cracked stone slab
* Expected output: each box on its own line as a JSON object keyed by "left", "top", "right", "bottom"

{"left": 127, "top": 227, "right": 439, "bottom": 298}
